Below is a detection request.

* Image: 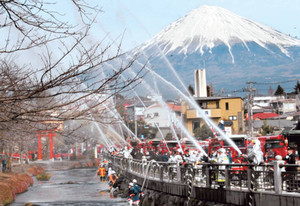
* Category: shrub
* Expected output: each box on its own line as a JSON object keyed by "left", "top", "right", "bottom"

{"left": 36, "top": 173, "right": 51, "bottom": 181}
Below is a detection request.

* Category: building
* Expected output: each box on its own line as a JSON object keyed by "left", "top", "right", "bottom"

{"left": 252, "top": 119, "right": 297, "bottom": 135}
{"left": 125, "top": 98, "right": 154, "bottom": 121}
{"left": 143, "top": 102, "right": 181, "bottom": 140}
{"left": 182, "top": 96, "right": 245, "bottom": 136}
{"left": 143, "top": 103, "right": 181, "bottom": 128}
{"left": 270, "top": 98, "right": 297, "bottom": 114}
{"left": 253, "top": 96, "right": 277, "bottom": 108}
{"left": 181, "top": 68, "right": 244, "bottom": 137}
{"left": 126, "top": 103, "right": 146, "bottom": 121}
{"left": 252, "top": 96, "right": 276, "bottom": 114}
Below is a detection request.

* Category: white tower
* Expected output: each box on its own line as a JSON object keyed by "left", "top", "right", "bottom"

{"left": 194, "top": 69, "right": 207, "bottom": 98}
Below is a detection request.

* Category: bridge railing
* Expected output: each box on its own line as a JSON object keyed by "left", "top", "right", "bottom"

{"left": 280, "top": 164, "right": 300, "bottom": 192}
{"left": 104, "top": 153, "right": 300, "bottom": 194}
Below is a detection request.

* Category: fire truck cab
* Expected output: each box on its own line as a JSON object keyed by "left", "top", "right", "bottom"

{"left": 223, "top": 134, "right": 249, "bottom": 163}
{"left": 206, "top": 134, "right": 249, "bottom": 162}
{"left": 257, "top": 134, "right": 288, "bottom": 162}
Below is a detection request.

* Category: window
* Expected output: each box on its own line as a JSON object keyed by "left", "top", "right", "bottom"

{"left": 225, "top": 102, "right": 229, "bottom": 110}
{"left": 154, "top": 113, "right": 159, "bottom": 117}
{"left": 265, "top": 140, "right": 284, "bottom": 149}
{"left": 216, "top": 101, "right": 219, "bottom": 108}
{"left": 223, "top": 139, "right": 245, "bottom": 147}
{"left": 199, "top": 102, "right": 207, "bottom": 109}
{"left": 192, "top": 120, "right": 200, "bottom": 131}
{"left": 229, "top": 116, "right": 237, "bottom": 120}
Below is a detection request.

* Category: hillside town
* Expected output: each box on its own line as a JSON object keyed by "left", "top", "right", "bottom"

{"left": 122, "top": 69, "right": 300, "bottom": 140}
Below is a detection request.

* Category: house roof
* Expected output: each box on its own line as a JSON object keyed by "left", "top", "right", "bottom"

{"left": 194, "top": 96, "right": 242, "bottom": 101}
{"left": 125, "top": 101, "right": 154, "bottom": 108}
{"left": 167, "top": 103, "right": 181, "bottom": 112}
{"left": 252, "top": 119, "right": 297, "bottom": 129}
{"left": 146, "top": 103, "right": 181, "bottom": 112}
{"left": 254, "top": 113, "right": 279, "bottom": 120}
{"left": 246, "top": 113, "right": 279, "bottom": 120}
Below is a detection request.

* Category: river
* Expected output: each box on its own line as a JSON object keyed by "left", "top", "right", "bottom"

{"left": 11, "top": 168, "right": 127, "bottom": 206}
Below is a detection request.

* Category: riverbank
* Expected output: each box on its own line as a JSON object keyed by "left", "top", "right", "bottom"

{"left": 0, "top": 171, "right": 35, "bottom": 205}
{"left": 0, "top": 158, "right": 100, "bottom": 205}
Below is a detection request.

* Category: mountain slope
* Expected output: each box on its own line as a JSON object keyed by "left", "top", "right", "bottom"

{"left": 131, "top": 5, "right": 300, "bottom": 97}
{"left": 140, "top": 5, "right": 300, "bottom": 63}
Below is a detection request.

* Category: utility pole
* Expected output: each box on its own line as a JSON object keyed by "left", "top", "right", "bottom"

{"left": 134, "top": 104, "right": 137, "bottom": 138}
{"left": 244, "top": 81, "right": 256, "bottom": 138}
{"left": 277, "top": 101, "right": 281, "bottom": 131}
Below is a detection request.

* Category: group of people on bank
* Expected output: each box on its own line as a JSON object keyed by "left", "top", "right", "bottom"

{"left": 99, "top": 138, "right": 298, "bottom": 200}
{"left": 108, "top": 139, "right": 298, "bottom": 171}
{"left": 110, "top": 144, "right": 233, "bottom": 169}
{"left": 97, "top": 159, "right": 143, "bottom": 205}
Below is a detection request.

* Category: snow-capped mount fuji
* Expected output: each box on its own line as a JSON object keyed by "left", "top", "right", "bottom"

{"left": 140, "top": 5, "right": 300, "bottom": 63}
{"left": 132, "top": 5, "right": 300, "bottom": 97}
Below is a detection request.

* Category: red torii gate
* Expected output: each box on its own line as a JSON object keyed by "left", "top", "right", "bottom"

{"left": 37, "top": 130, "right": 56, "bottom": 161}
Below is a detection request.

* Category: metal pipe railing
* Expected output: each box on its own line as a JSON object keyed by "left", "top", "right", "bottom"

{"left": 103, "top": 152, "right": 300, "bottom": 194}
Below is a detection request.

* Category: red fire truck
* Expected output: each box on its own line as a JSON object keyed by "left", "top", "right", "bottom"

{"left": 206, "top": 135, "right": 248, "bottom": 163}
{"left": 256, "top": 134, "right": 288, "bottom": 162}
{"left": 223, "top": 135, "right": 248, "bottom": 163}
{"left": 206, "top": 134, "right": 289, "bottom": 163}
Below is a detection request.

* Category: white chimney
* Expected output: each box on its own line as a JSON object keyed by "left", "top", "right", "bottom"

{"left": 194, "top": 69, "right": 207, "bottom": 98}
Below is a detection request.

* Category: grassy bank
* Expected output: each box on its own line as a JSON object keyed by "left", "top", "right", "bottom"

{"left": 0, "top": 159, "right": 100, "bottom": 205}
{"left": 0, "top": 172, "right": 33, "bottom": 205}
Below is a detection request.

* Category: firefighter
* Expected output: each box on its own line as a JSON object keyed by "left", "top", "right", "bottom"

{"left": 174, "top": 150, "right": 183, "bottom": 166}
{"left": 103, "top": 159, "right": 109, "bottom": 173}
{"left": 127, "top": 182, "right": 135, "bottom": 205}
{"left": 183, "top": 149, "right": 191, "bottom": 162}
{"left": 108, "top": 170, "right": 118, "bottom": 190}
{"left": 283, "top": 146, "right": 297, "bottom": 191}
{"left": 243, "top": 139, "right": 264, "bottom": 186}
{"left": 243, "top": 139, "right": 264, "bottom": 165}
{"left": 97, "top": 164, "right": 106, "bottom": 182}
{"left": 124, "top": 147, "right": 133, "bottom": 159}
{"left": 209, "top": 148, "right": 217, "bottom": 162}
{"left": 128, "top": 179, "right": 143, "bottom": 205}
{"left": 216, "top": 148, "right": 229, "bottom": 188}
{"left": 284, "top": 146, "right": 297, "bottom": 171}
{"left": 218, "top": 120, "right": 225, "bottom": 132}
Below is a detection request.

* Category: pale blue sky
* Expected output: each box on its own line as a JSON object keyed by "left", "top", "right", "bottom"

{"left": 91, "top": 0, "right": 300, "bottom": 51}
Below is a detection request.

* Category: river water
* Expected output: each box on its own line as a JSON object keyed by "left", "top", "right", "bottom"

{"left": 12, "top": 168, "right": 127, "bottom": 206}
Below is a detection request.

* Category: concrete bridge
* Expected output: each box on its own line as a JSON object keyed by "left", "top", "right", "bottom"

{"left": 104, "top": 154, "right": 300, "bottom": 206}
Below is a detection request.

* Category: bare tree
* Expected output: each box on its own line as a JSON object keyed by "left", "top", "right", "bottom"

{"left": 0, "top": 0, "right": 147, "bottom": 159}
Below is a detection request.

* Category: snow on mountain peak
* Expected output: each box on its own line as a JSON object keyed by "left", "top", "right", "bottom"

{"left": 140, "top": 5, "right": 300, "bottom": 63}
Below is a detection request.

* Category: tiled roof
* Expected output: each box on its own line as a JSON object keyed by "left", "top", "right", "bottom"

{"left": 167, "top": 103, "right": 181, "bottom": 112}
{"left": 252, "top": 113, "right": 279, "bottom": 120}
{"left": 145, "top": 103, "right": 181, "bottom": 112}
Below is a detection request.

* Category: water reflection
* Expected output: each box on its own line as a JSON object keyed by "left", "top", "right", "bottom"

{"left": 12, "top": 168, "right": 127, "bottom": 205}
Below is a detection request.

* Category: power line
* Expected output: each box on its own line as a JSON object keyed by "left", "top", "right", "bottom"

{"left": 215, "top": 78, "right": 299, "bottom": 96}
{"left": 254, "top": 78, "right": 300, "bottom": 85}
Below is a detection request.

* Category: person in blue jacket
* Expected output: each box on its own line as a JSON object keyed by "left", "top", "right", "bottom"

{"left": 128, "top": 179, "right": 143, "bottom": 205}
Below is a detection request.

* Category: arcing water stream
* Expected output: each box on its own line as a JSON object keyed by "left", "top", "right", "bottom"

{"left": 93, "top": 10, "right": 243, "bottom": 154}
